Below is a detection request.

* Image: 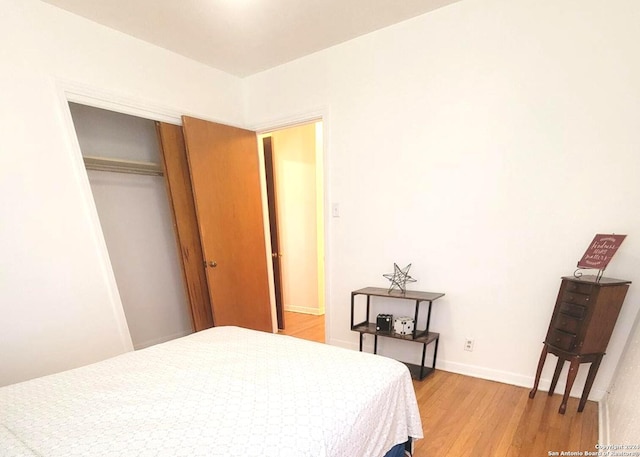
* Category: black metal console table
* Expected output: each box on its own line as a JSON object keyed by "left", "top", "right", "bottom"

{"left": 350, "top": 287, "right": 445, "bottom": 380}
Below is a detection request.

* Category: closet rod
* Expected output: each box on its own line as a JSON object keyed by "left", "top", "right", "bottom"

{"left": 83, "top": 156, "right": 164, "bottom": 176}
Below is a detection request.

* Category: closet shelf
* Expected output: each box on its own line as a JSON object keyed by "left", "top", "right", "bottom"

{"left": 83, "top": 156, "right": 164, "bottom": 176}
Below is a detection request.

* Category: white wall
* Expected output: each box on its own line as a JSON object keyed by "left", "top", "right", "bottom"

{"left": 244, "top": 0, "right": 640, "bottom": 401}
{"left": 0, "top": 0, "right": 243, "bottom": 386}
{"left": 606, "top": 313, "right": 640, "bottom": 443}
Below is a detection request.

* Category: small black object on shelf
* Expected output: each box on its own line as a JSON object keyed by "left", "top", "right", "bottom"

{"left": 376, "top": 314, "right": 393, "bottom": 332}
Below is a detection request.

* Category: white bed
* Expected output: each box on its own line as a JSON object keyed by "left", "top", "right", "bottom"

{"left": 0, "top": 326, "right": 422, "bottom": 457}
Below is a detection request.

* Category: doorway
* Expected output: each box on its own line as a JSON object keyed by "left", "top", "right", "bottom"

{"left": 260, "top": 121, "right": 325, "bottom": 342}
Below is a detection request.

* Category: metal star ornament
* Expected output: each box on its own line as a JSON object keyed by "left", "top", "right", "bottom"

{"left": 383, "top": 263, "right": 417, "bottom": 293}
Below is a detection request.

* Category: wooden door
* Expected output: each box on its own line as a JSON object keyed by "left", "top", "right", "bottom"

{"left": 263, "top": 136, "right": 285, "bottom": 330}
{"left": 182, "top": 116, "right": 273, "bottom": 332}
{"left": 156, "top": 122, "right": 213, "bottom": 332}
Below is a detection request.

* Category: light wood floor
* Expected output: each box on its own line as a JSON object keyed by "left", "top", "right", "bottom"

{"left": 279, "top": 310, "right": 325, "bottom": 343}
{"left": 411, "top": 370, "right": 598, "bottom": 456}
{"left": 280, "top": 311, "right": 598, "bottom": 457}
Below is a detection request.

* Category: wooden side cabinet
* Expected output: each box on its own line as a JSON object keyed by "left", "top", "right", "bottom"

{"left": 350, "top": 287, "right": 444, "bottom": 380}
{"left": 529, "top": 275, "right": 631, "bottom": 414}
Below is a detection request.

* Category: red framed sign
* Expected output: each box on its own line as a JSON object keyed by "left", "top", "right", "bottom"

{"left": 577, "top": 234, "right": 626, "bottom": 270}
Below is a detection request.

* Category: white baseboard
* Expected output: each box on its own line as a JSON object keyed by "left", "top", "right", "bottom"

{"left": 437, "top": 359, "right": 607, "bottom": 401}
{"left": 328, "top": 338, "right": 360, "bottom": 352}
{"left": 598, "top": 392, "right": 610, "bottom": 445}
{"left": 284, "top": 305, "right": 325, "bottom": 315}
{"left": 133, "top": 329, "right": 192, "bottom": 351}
{"left": 323, "top": 342, "right": 609, "bottom": 403}
{"left": 437, "top": 359, "right": 534, "bottom": 389}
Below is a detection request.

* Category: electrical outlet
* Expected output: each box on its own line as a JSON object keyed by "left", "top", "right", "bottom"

{"left": 464, "top": 338, "right": 474, "bottom": 352}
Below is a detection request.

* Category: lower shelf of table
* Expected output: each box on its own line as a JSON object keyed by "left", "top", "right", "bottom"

{"left": 403, "top": 362, "right": 435, "bottom": 380}
{"left": 351, "top": 323, "right": 439, "bottom": 344}
{"left": 352, "top": 324, "right": 439, "bottom": 381}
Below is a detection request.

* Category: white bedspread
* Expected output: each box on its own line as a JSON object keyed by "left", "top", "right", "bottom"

{"left": 0, "top": 326, "right": 422, "bottom": 457}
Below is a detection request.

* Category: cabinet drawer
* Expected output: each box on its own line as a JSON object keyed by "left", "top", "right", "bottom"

{"left": 552, "top": 312, "right": 583, "bottom": 334}
{"left": 561, "top": 291, "right": 591, "bottom": 306}
{"left": 564, "top": 281, "right": 593, "bottom": 295}
{"left": 547, "top": 328, "right": 576, "bottom": 351}
{"left": 559, "top": 302, "right": 587, "bottom": 319}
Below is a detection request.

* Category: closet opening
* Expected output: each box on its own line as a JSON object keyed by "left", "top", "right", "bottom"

{"left": 68, "top": 103, "right": 193, "bottom": 349}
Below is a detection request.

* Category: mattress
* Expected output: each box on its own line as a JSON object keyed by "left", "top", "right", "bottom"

{"left": 0, "top": 326, "right": 422, "bottom": 457}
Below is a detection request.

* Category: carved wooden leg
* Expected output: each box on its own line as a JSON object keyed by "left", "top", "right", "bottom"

{"left": 529, "top": 344, "right": 548, "bottom": 399}
{"left": 548, "top": 357, "right": 565, "bottom": 396}
{"left": 579, "top": 355, "right": 603, "bottom": 412}
{"left": 560, "top": 357, "right": 580, "bottom": 414}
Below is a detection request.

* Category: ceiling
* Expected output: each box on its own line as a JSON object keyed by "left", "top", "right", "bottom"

{"left": 40, "top": 0, "right": 461, "bottom": 77}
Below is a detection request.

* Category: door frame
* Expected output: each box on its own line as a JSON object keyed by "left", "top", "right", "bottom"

{"left": 253, "top": 112, "right": 331, "bottom": 344}
{"left": 54, "top": 80, "right": 174, "bottom": 352}
{"left": 262, "top": 136, "right": 286, "bottom": 330}
{"left": 57, "top": 82, "right": 194, "bottom": 350}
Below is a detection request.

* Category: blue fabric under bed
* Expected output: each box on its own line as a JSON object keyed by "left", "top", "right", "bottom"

{"left": 383, "top": 439, "right": 411, "bottom": 457}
